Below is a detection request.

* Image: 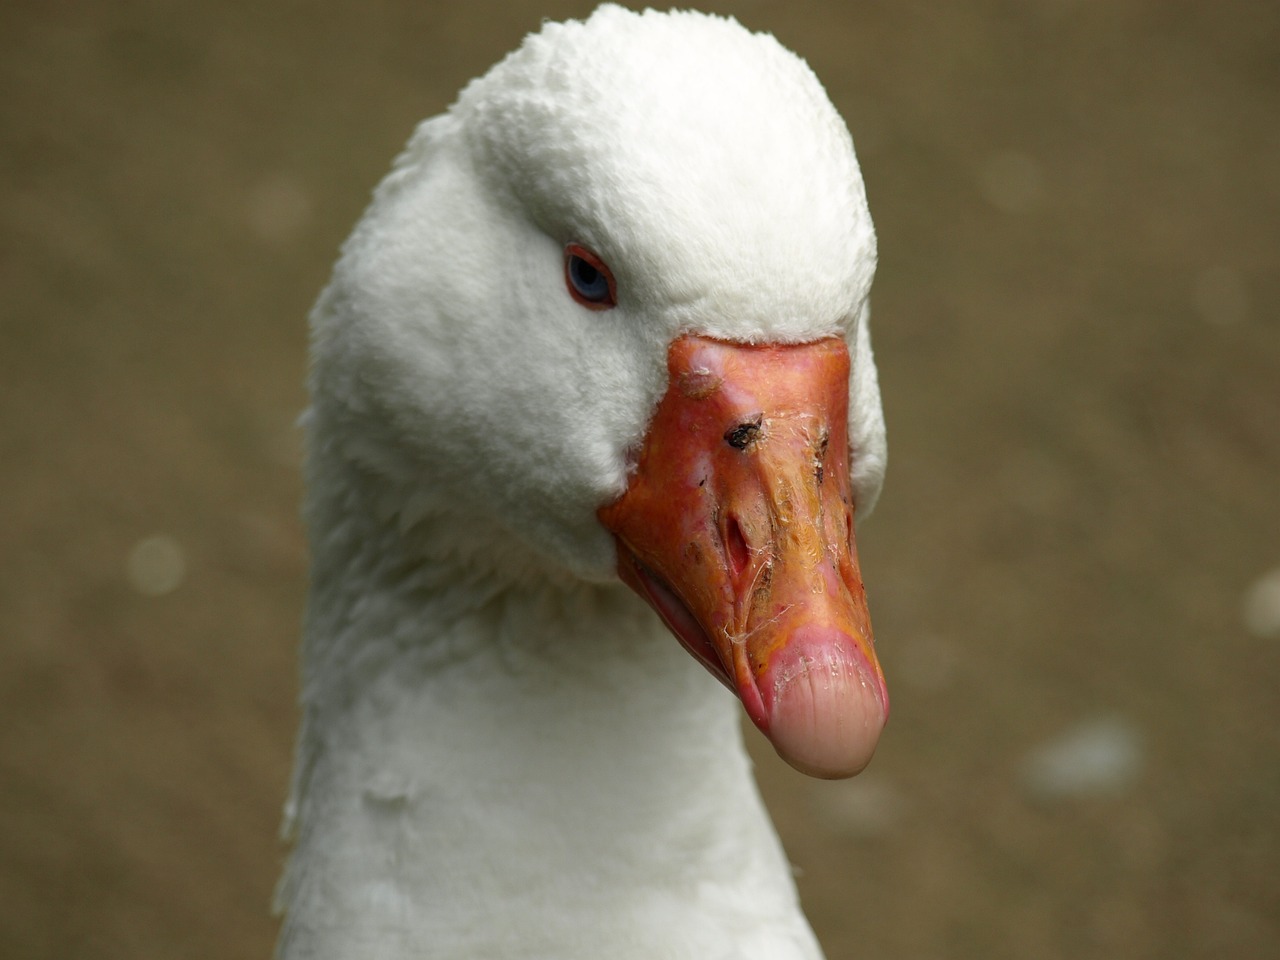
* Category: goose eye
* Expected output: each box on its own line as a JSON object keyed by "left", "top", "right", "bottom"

{"left": 564, "top": 244, "right": 617, "bottom": 310}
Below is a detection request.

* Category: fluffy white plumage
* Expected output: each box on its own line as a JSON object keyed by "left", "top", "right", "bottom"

{"left": 277, "top": 6, "right": 885, "bottom": 958}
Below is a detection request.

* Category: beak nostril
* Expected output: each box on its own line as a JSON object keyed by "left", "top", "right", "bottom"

{"left": 724, "top": 515, "right": 751, "bottom": 580}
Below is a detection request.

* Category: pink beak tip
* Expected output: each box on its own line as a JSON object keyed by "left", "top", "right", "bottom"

{"left": 755, "top": 631, "right": 888, "bottom": 779}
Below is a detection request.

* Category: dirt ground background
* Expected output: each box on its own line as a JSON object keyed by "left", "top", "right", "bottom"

{"left": 2, "top": 1, "right": 1278, "bottom": 958}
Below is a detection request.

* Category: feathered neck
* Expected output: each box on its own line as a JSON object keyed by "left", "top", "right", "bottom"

{"left": 275, "top": 444, "right": 824, "bottom": 960}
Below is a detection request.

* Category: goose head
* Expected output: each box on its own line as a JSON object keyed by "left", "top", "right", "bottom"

{"left": 308, "top": 5, "right": 888, "bottom": 778}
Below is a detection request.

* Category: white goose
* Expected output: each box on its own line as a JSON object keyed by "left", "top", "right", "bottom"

{"left": 276, "top": 6, "right": 889, "bottom": 959}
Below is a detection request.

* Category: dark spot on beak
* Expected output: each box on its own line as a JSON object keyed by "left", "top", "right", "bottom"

{"left": 724, "top": 415, "right": 763, "bottom": 450}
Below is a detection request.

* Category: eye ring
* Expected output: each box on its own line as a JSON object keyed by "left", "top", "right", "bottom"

{"left": 564, "top": 244, "right": 617, "bottom": 310}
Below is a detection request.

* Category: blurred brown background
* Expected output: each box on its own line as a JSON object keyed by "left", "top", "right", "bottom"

{"left": 3, "top": 1, "right": 1278, "bottom": 957}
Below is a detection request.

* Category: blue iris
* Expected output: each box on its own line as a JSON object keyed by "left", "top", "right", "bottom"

{"left": 568, "top": 253, "right": 611, "bottom": 303}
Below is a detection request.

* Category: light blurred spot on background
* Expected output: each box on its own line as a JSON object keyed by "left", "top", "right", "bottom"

{"left": 1194, "top": 264, "right": 1251, "bottom": 326}
{"left": 1021, "top": 716, "right": 1144, "bottom": 802}
{"left": 810, "top": 773, "right": 906, "bottom": 839}
{"left": 1242, "top": 567, "right": 1280, "bottom": 640}
{"left": 246, "top": 175, "right": 312, "bottom": 245}
{"left": 126, "top": 534, "right": 187, "bottom": 596}
{"left": 978, "top": 150, "right": 1045, "bottom": 215}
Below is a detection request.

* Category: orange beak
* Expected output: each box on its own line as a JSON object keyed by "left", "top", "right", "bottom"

{"left": 599, "top": 335, "right": 888, "bottom": 779}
